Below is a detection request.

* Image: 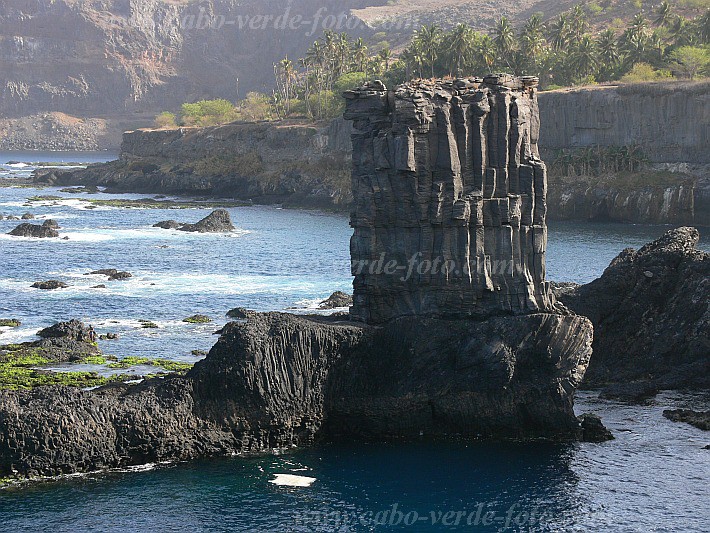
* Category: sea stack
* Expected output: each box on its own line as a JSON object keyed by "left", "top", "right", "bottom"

{"left": 345, "top": 75, "right": 552, "bottom": 323}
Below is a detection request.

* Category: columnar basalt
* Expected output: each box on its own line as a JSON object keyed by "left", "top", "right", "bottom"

{"left": 345, "top": 75, "right": 554, "bottom": 324}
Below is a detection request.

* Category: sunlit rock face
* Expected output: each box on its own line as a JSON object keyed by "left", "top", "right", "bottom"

{"left": 345, "top": 75, "right": 554, "bottom": 324}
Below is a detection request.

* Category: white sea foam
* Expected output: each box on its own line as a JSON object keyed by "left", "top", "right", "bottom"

{"left": 269, "top": 474, "right": 316, "bottom": 487}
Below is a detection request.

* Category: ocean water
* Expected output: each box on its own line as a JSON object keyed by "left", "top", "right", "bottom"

{"left": 0, "top": 153, "right": 708, "bottom": 531}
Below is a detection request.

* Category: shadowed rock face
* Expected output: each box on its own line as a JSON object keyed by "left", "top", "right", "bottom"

{"left": 344, "top": 75, "right": 554, "bottom": 324}
{"left": 0, "top": 311, "right": 592, "bottom": 477}
{"left": 8, "top": 223, "right": 59, "bottom": 238}
{"left": 555, "top": 226, "right": 710, "bottom": 391}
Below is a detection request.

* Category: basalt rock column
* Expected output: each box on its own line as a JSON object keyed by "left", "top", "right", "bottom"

{"left": 344, "top": 75, "right": 554, "bottom": 324}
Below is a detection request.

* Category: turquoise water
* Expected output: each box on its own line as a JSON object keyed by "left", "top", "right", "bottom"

{"left": 1, "top": 153, "right": 708, "bottom": 531}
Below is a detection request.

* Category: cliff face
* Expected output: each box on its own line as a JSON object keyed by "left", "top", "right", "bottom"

{"left": 44, "top": 119, "right": 354, "bottom": 210}
{"left": 344, "top": 76, "right": 554, "bottom": 323}
{"left": 0, "top": 0, "right": 372, "bottom": 118}
{"left": 537, "top": 82, "right": 710, "bottom": 164}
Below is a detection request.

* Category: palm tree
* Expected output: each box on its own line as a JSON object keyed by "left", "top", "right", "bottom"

{"left": 353, "top": 38, "right": 368, "bottom": 73}
{"left": 477, "top": 35, "right": 497, "bottom": 71}
{"left": 571, "top": 35, "right": 597, "bottom": 80}
{"left": 654, "top": 1, "right": 673, "bottom": 28}
{"left": 493, "top": 15, "right": 516, "bottom": 64}
{"left": 569, "top": 4, "right": 589, "bottom": 44}
{"left": 448, "top": 23, "right": 474, "bottom": 76}
{"left": 669, "top": 15, "right": 693, "bottom": 46}
{"left": 549, "top": 13, "right": 572, "bottom": 51}
{"left": 596, "top": 29, "right": 621, "bottom": 80}
{"left": 336, "top": 33, "right": 351, "bottom": 76}
{"left": 416, "top": 24, "right": 442, "bottom": 78}
{"left": 629, "top": 13, "right": 648, "bottom": 36}
{"left": 520, "top": 15, "right": 547, "bottom": 71}
{"left": 378, "top": 47, "right": 393, "bottom": 73}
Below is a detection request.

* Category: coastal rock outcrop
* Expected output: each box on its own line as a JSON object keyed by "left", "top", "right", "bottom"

{"left": 178, "top": 210, "right": 235, "bottom": 233}
{"left": 663, "top": 409, "right": 710, "bottom": 431}
{"left": 318, "top": 291, "right": 353, "bottom": 309}
{"left": 0, "top": 311, "right": 592, "bottom": 477}
{"left": 555, "top": 227, "right": 709, "bottom": 392}
{"left": 31, "top": 280, "right": 68, "bottom": 290}
{"left": 8, "top": 223, "right": 59, "bottom": 238}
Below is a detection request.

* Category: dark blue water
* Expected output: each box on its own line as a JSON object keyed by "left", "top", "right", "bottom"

{"left": 1, "top": 153, "right": 709, "bottom": 531}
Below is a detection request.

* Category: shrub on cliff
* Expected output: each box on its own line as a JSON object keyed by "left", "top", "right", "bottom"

{"left": 154, "top": 112, "right": 177, "bottom": 129}
{"left": 181, "top": 99, "right": 237, "bottom": 126}
{"left": 621, "top": 63, "right": 673, "bottom": 83}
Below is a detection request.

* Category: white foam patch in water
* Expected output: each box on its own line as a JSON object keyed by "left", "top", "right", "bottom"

{"left": 0, "top": 326, "right": 39, "bottom": 344}
{"left": 269, "top": 474, "right": 316, "bottom": 487}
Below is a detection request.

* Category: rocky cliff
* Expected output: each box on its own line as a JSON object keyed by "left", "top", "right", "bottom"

{"left": 0, "top": 0, "right": 374, "bottom": 118}
{"left": 555, "top": 226, "right": 709, "bottom": 395}
{"left": 538, "top": 82, "right": 710, "bottom": 225}
{"left": 42, "top": 119, "right": 354, "bottom": 210}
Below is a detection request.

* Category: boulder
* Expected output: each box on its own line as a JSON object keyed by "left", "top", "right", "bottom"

{"left": 578, "top": 413, "right": 614, "bottom": 442}
{"left": 318, "top": 291, "right": 353, "bottom": 309}
{"left": 226, "top": 307, "right": 253, "bottom": 319}
{"left": 0, "top": 319, "right": 21, "bottom": 328}
{"left": 8, "top": 223, "right": 59, "bottom": 238}
{"left": 555, "top": 227, "right": 709, "bottom": 391}
{"left": 183, "top": 315, "right": 212, "bottom": 324}
{"left": 31, "top": 280, "right": 68, "bottom": 290}
{"left": 178, "top": 209, "right": 234, "bottom": 233}
{"left": 42, "top": 219, "right": 60, "bottom": 229}
{"left": 87, "top": 269, "right": 118, "bottom": 276}
{"left": 20, "top": 213, "right": 34, "bottom": 220}
{"left": 663, "top": 409, "right": 710, "bottom": 431}
{"left": 108, "top": 271, "right": 132, "bottom": 281}
{"left": 153, "top": 220, "right": 181, "bottom": 230}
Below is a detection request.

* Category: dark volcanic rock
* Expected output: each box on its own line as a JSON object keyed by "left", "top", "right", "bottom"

{"left": 1, "top": 319, "right": 100, "bottom": 364}
{"left": 8, "top": 223, "right": 59, "bottom": 238}
{"left": 88, "top": 269, "right": 118, "bottom": 276}
{"left": 21, "top": 213, "right": 34, "bottom": 220}
{"left": 663, "top": 409, "right": 710, "bottom": 430}
{"left": 108, "top": 271, "right": 132, "bottom": 281}
{"left": 178, "top": 209, "right": 234, "bottom": 233}
{"left": 31, "top": 280, "right": 69, "bottom": 290}
{"left": 42, "top": 219, "right": 60, "bottom": 229}
{"left": 578, "top": 413, "right": 614, "bottom": 442}
{"left": 599, "top": 381, "right": 659, "bottom": 403}
{"left": 0, "top": 311, "right": 592, "bottom": 477}
{"left": 556, "top": 227, "right": 709, "bottom": 390}
{"left": 153, "top": 220, "right": 181, "bottom": 229}
{"left": 226, "top": 307, "right": 253, "bottom": 319}
{"left": 318, "top": 291, "right": 353, "bottom": 309}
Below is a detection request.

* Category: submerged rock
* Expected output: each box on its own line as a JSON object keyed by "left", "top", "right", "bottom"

{"left": 318, "top": 291, "right": 353, "bottom": 309}
{"left": 153, "top": 220, "right": 181, "bottom": 229}
{"left": 108, "top": 271, "right": 132, "bottom": 281}
{"left": 0, "top": 319, "right": 21, "bottom": 328}
{"left": 31, "top": 280, "right": 69, "bottom": 290}
{"left": 178, "top": 209, "right": 234, "bottom": 233}
{"left": 183, "top": 315, "right": 212, "bottom": 324}
{"left": 663, "top": 409, "right": 710, "bottom": 431}
{"left": 556, "top": 227, "right": 709, "bottom": 391}
{"left": 20, "top": 213, "right": 34, "bottom": 220}
{"left": 8, "top": 223, "right": 59, "bottom": 238}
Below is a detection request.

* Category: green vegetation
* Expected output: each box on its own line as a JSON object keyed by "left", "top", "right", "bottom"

{"left": 182, "top": 315, "right": 212, "bottom": 324}
{"left": 154, "top": 111, "right": 178, "bottom": 129}
{"left": 0, "top": 319, "right": 21, "bottom": 328}
{"left": 0, "top": 347, "right": 128, "bottom": 390}
{"left": 106, "top": 356, "right": 192, "bottom": 373}
{"left": 153, "top": 2, "right": 709, "bottom": 129}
